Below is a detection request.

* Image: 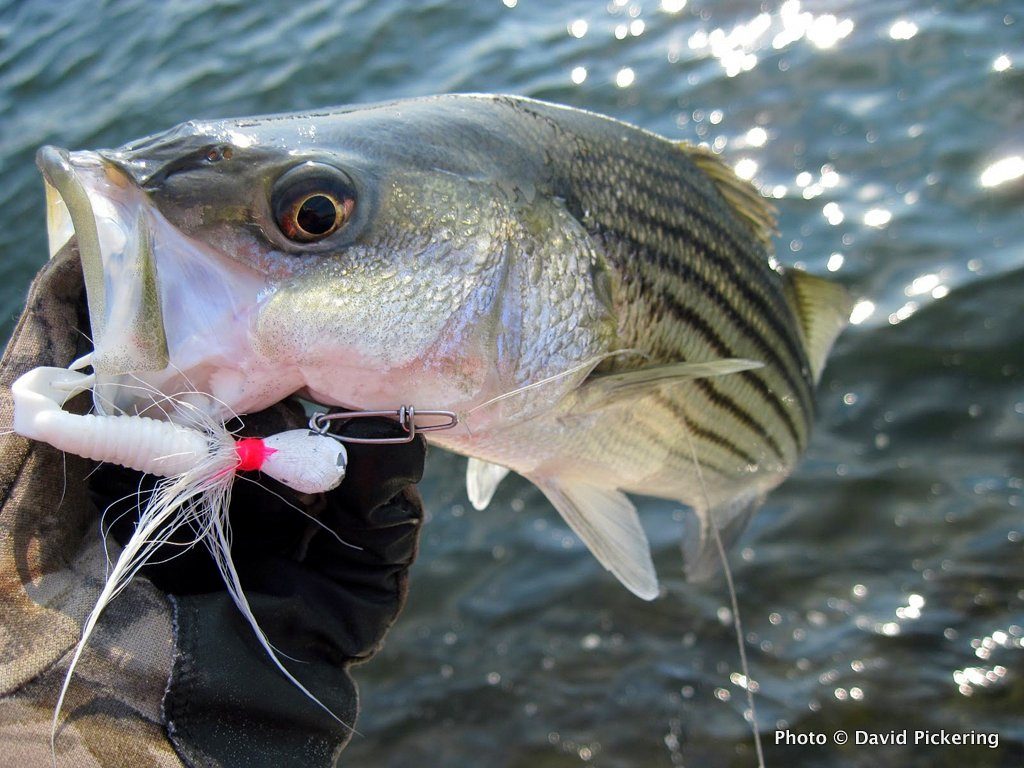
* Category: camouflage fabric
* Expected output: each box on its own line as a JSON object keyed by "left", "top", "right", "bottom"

{"left": 0, "top": 248, "right": 183, "bottom": 766}
{"left": 0, "top": 249, "right": 427, "bottom": 767}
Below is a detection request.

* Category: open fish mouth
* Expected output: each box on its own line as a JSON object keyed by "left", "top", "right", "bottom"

{"left": 38, "top": 146, "right": 169, "bottom": 376}
{"left": 36, "top": 146, "right": 288, "bottom": 419}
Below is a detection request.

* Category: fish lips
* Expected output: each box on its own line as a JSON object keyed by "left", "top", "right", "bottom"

{"left": 36, "top": 145, "right": 169, "bottom": 377}
{"left": 35, "top": 146, "right": 282, "bottom": 419}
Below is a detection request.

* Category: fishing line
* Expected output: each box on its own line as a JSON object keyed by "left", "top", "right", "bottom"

{"left": 449, "top": 351, "right": 767, "bottom": 764}
{"left": 233, "top": 472, "right": 362, "bottom": 549}
{"left": 677, "top": 384, "right": 766, "bottom": 768}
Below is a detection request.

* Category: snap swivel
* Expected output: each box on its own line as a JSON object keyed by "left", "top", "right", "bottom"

{"left": 309, "top": 405, "right": 459, "bottom": 445}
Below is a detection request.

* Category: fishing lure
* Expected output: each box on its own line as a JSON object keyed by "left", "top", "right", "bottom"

{"left": 13, "top": 361, "right": 350, "bottom": 492}
{"left": 10, "top": 356, "right": 458, "bottom": 757}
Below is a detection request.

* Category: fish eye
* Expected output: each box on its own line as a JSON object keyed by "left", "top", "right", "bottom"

{"left": 271, "top": 162, "right": 356, "bottom": 243}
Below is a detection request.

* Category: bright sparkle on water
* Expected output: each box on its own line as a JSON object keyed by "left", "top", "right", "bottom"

{"left": 744, "top": 126, "right": 767, "bottom": 147}
{"left": 979, "top": 155, "right": 1024, "bottom": 187}
{"left": 571, "top": 66, "right": 587, "bottom": 84}
{"left": 889, "top": 20, "right": 919, "bottom": 40}
{"left": 905, "top": 273, "right": 941, "bottom": 296}
{"left": 615, "top": 67, "right": 635, "bottom": 87}
{"left": 823, "top": 202, "right": 845, "bottom": 226}
{"left": 734, "top": 158, "right": 758, "bottom": 180}
{"left": 568, "top": 19, "right": 588, "bottom": 38}
{"left": 660, "top": 0, "right": 686, "bottom": 13}
{"left": 773, "top": 1, "right": 854, "bottom": 50}
{"left": 684, "top": 4, "right": 860, "bottom": 79}
{"left": 729, "top": 672, "right": 760, "bottom": 692}
{"left": 896, "top": 593, "right": 925, "bottom": 620}
{"left": 889, "top": 301, "right": 918, "bottom": 325}
{"left": 954, "top": 665, "right": 1009, "bottom": 697}
{"left": 805, "top": 14, "right": 854, "bottom": 48}
{"left": 849, "top": 300, "right": 875, "bottom": 325}
{"left": 992, "top": 54, "right": 1011, "bottom": 72}
{"left": 863, "top": 208, "right": 893, "bottom": 228}
{"left": 820, "top": 166, "right": 840, "bottom": 188}
{"left": 954, "top": 625, "right": 1022, "bottom": 695}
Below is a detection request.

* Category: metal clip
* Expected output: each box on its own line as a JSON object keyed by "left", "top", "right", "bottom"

{"left": 308, "top": 405, "right": 459, "bottom": 445}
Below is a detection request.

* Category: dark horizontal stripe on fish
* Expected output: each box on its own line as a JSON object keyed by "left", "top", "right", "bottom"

{"left": 629, "top": 188, "right": 790, "bottom": 321}
{"left": 625, "top": 409, "right": 738, "bottom": 479}
{"left": 601, "top": 229, "right": 810, "bottom": 448}
{"left": 574, "top": 144, "right": 778, "bottom": 288}
{"left": 574, "top": 179, "right": 812, "bottom": 411}
{"left": 651, "top": 392, "right": 761, "bottom": 467}
{"left": 566, "top": 141, "right": 810, "bottom": 376}
{"left": 625, "top": 204, "right": 811, "bottom": 409}
{"left": 614, "top": 180, "right": 811, "bottom": 387}
{"left": 690, "top": 376, "right": 790, "bottom": 459}
{"left": 636, "top": 266, "right": 800, "bottom": 454}
{"left": 565, "top": 165, "right": 806, "bottom": 369}
{"left": 642, "top": 275, "right": 798, "bottom": 456}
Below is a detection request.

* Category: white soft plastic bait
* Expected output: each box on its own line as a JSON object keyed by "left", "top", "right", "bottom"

{"left": 12, "top": 364, "right": 348, "bottom": 493}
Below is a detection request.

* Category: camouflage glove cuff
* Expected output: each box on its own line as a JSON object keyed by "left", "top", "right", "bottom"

{"left": 0, "top": 249, "right": 184, "bottom": 767}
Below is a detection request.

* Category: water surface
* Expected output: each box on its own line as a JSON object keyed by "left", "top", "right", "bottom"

{"left": 1, "top": 1, "right": 1022, "bottom": 765}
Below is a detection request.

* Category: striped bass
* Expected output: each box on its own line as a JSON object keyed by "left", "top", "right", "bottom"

{"left": 36, "top": 94, "right": 851, "bottom": 598}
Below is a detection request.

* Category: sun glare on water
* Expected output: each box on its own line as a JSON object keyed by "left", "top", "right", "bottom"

{"left": 979, "top": 155, "right": 1024, "bottom": 188}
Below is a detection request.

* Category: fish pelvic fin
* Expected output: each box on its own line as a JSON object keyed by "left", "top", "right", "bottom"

{"left": 466, "top": 458, "right": 511, "bottom": 510}
{"left": 681, "top": 491, "right": 765, "bottom": 582}
{"left": 533, "top": 476, "right": 659, "bottom": 600}
{"left": 782, "top": 268, "right": 854, "bottom": 383}
{"left": 681, "top": 143, "right": 778, "bottom": 249}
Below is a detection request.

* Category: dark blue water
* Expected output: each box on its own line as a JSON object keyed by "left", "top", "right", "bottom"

{"left": 1, "top": 1, "right": 1022, "bottom": 766}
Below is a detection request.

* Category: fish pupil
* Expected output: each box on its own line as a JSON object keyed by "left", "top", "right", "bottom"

{"left": 296, "top": 194, "right": 337, "bottom": 236}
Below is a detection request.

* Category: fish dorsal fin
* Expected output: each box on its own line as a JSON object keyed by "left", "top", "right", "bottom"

{"left": 681, "top": 490, "right": 764, "bottom": 582}
{"left": 576, "top": 358, "right": 763, "bottom": 410}
{"left": 782, "top": 269, "right": 853, "bottom": 383}
{"left": 533, "top": 477, "right": 659, "bottom": 600}
{"left": 466, "top": 458, "right": 511, "bottom": 510}
{"left": 681, "top": 143, "right": 778, "bottom": 249}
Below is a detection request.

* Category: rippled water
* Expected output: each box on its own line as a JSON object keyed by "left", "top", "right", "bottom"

{"left": 1, "top": 1, "right": 1022, "bottom": 766}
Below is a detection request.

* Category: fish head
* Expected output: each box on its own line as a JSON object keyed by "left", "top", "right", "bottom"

{"left": 37, "top": 100, "right": 610, "bottom": 425}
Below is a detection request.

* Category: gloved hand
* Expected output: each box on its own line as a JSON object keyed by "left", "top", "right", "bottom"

{"left": 0, "top": 246, "right": 426, "bottom": 768}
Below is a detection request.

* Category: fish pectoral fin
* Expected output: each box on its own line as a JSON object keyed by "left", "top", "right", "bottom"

{"left": 782, "top": 269, "right": 853, "bottom": 383}
{"left": 576, "top": 358, "right": 763, "bottom": 410}
{"left": 466, "top": 458, "right": 511, "bottom": 510}
{"left": 534, "top": 477, "right": 659, "bottom": 600}
{"left": 681, "top": 491, "right": 764, "bottom": 582}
